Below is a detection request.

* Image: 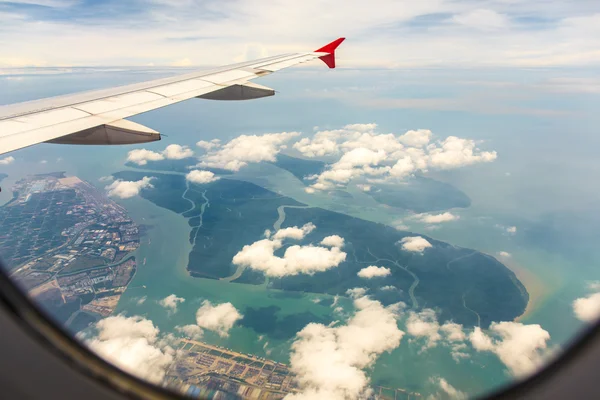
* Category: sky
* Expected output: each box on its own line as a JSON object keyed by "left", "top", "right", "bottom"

{"left": 1, "top": 0, "right": 600, "bottom": 68}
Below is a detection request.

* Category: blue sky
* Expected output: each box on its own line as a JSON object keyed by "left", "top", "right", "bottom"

{"left": 1, "top": 0, "right": 600, "bottom": 67}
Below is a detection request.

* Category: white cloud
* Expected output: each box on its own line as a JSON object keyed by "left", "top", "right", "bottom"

{"left": 199, "top": 132, "right": 299, "bottom": 171}
{"left": 497, "top": 251, "right": 512, "bottom": 258}
{"left": 587, "top": 281, "right": 600, "bottom": 291}
{"left": 406, "top": 309, "right": 443, "bottom": 349}
{"left": 196, "top": 139, "right": 221, "bottom": 151}
{"left": 126, "top": 144, "right": 194, "bottom": 165}
{"left": 135, "top": 296, "right": 147, "bottom": 306}
{"left": 175, "top": 324, "right": 203, "bottom": 340}
{"left": 285, "top": 295, "right": 404, "bottom": 400}
{"left": 162, "top": 144, "right": 194, "bottom": 159}
{"left": 85, "top": 315, "right": 173, "bottom": 384}
{"left": 380, "top": 285, "right": 397, "bottom": 291}
{"left": 170, "top": 57, "right": 192, "bottom": 67}
{"left": 573, "top": 292, "right": 600, "bottom": 322}
{"left": 430, "top": 377, "right": 467, "bottom": 400}
{"left": 195, "top": 300, "right": 243, "bottom": 337}
{"left": 186, "top": 170, "right": 219, "bottom": 184}
{"left": 98, "top": 175, "right": 114, "bottom": 182}
{"left": 506, "top": 226, "right": 517, "bottom": 234}
{"left": 0, "top": 156, "right": 15, "bottom": 165}
{"left": 233, "top": 224, "right": 347, "bottom": 277}
{"left": 105, "top": 177, "right": 154, "bottom": 199}
{"left": 40, "top": 159, "right": 48, "bottom": 164}
{"left": 470, "top": 322, "right": 551, "bottom": 377}
{"left": 272, "top": 222, "right": 316, "bottom": 240}
{"left": 428, "top": 136, "right": 497, "bottom": 170}
{"left": 127, "top": 149, "right": 164, "bottom": 165}
{"left": 452, "top": 9, "right": 509, "bottom": 31}
{"left": 346, "top": 287, "right": 368, "bottom": 298}
{"left": 295, "top": 125, "right": 497, "bottom": 192}
{"left": 398, "top": 129, "right": 432, "bottom": 147}
{"left": 357, "top": 265, "right": 391, "bottom": 279}
{"left": 405, "top": 309, "right": 468, "bottom": 359}
{"left": 158, "top": 294, "right": 185, "bottom": 314}
{"left": 399, "top": 236, "right": 432, "bottom": 253}
{"left": 413, "top": 212, "right": 460, "bottom": 224}
{"left": 320, "top": 235, "right": 345, "bottom": 248}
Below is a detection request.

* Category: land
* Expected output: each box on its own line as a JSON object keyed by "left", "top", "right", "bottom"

{"left": 0, "top": 174, "right": 140, "bottom": 332}
{"left": 111, "top": 170, "right": 527, "bottom": 328}
{"left": 166, "top": 338, "right": 419, "bottom": 400}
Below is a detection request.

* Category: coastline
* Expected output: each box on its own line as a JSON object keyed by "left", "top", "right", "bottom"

{"left": 502, "top": 258, "right": 551, "bottom": 322}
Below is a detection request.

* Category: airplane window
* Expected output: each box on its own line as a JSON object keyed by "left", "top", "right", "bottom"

{"left": 1, "top": 2, "right": 600, "bottom": 399}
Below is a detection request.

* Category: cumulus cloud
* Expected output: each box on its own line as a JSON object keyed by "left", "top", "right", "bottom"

{"left": 196, "top": 139, "right": 221, "bottom": 151}
{"left": 285, "top": 294, "right": 404, "bottom": 400}
{"left": 430, "top": 377, "right": 467, "bottom": 400}
{"left": 497, "top": 251, "right": 512, "bottom": 258}
{"left": 357, "top": 266, "right": 392, "bottom": 279}
{"left": 233, "top": 224, "right": 347, "bottom": 277}
{"left": 0, "top": 156, "right": 15, "bottom": 165}
{"left": 470, "top": 322, "right": 551, "bottom": 377}
{"left": 126, "top": 144, "right": 194, "bottom": 165}
{"left": 126, "top": 149, "right": 164, "bottom": 165}
{"left": 186, "top": 169, "right": 219, "bottom": 184}
{"left": 380, "top": 285, "right": 397, "bottom": 291}
{"left": 158, "top": 294, "right": 185, "bottom": 314}
{"left": 413, "top": 212, "right": 459, "bottom": 224}
{"left": 506, "top": 226, "right": 517, "bottom": 234}
{"left": 573, "top": 292, "right": 600, "bottom": 322}
{"left": 195, "top": 300, "right": 243, "bottom": 337}
{"left": 399, "top": 236, "right": 432, "bottom": 253}
{"left": 162, "top": 144, "right": 194, "bottom": 159}
{"left": 175, "top": 324, "right": 203, "bottom": 340}
{"left": 272, "top": 222, "right": 316, "bottom": 240}
{"left": 320, "top": 235, "right": 345, "bottom": 248}
{"left": 293, "top": 124, "right": 497, "bottom": 192}
{"left": 85, "top": 315, "right": 174, "bottom": 384}
{"left": 405, "top": 309, "right": 468, "bottom": 361}
{"left": 105, "top": 177, "right": 154, "bottom": 199}
{"left": 428, "top": 136, "right": 497, "bottom": 169}
{"left": 198, "top": 132, "right": 299, "bottom": 171}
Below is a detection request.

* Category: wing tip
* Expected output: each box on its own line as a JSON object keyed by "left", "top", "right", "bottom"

{"left": 315, "top": 38, "right": 346, "bottom": 69}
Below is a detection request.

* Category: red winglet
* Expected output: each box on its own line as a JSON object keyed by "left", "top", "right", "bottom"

{"left": 314, "top": 37, "right": 345, "bottom": 69}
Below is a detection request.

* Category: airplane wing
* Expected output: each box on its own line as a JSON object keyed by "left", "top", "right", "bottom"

{"left": 0, "top": 38, "right": 345, "bottom": 156}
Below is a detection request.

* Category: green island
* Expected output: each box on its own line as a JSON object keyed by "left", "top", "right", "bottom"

{"left": 112, "top": 170, "right": 527, "bottom": 328}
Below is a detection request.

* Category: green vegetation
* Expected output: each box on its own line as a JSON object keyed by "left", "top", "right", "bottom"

{"left": 270, "top": 153, "right": 326, "bottom": 183}
{"left": 125, "top": 159, "right": 232, "bottom": 175}
{"left": 113, "top": 171, "right": 526, "bottom": 327}
{"left": 367, "top": 176, "right": 471, "bottom": 212}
